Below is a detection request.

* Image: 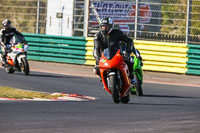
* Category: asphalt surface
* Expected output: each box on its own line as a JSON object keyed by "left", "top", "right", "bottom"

{"left": 27, "top": 61, "right": 200, "bottom": 87}
{"left": 0, "top": 62, "right": 200, "bottom": 133}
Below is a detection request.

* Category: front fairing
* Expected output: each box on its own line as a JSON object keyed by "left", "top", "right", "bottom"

{"left": 133, "top": 56, "right": 140, "bottom": 70}
{"left": 99, "top": 48, "right": 125, "bottom": 69}
{"left": 99, "top": 48, "right": 131, "bottom": 97}
{"left": 10, "top": 34, "right": 28, "bottom": 53}
{"left": 11, "top": 43, "right": 26, "bottom": 53}
{"left": 8, "top": 44, "right": 28, "bottom": 65}
{"left": 133, "top": 56, "right": 143, "bottom": 83}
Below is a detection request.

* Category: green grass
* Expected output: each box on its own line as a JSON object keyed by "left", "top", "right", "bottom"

{"left": 0, "top": 86, "right": 63, "bottom": 99}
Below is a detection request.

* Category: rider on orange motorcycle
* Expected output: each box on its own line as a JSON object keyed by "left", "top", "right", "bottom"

{"left": 0, "top": 19, "right": 26, "bottom": 66}
{"left": 93, "top": 17, "right": 141, "bottom": 84}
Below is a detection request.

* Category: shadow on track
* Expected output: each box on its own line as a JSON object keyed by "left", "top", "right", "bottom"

{"left": 27, "top": 73, "right": 77, "bottom": 79}
{"left": 0, "top": 69, "right": 77, "bottom": 79}
{"left": 131, "top": 102, "right": 200, "bottom": 107}
{"left": 143, "top": 94, "right": 200, "bottom": 99}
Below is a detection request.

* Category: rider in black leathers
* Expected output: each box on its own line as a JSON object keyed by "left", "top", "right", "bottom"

{"left": 0, "top": 19, "right": 26, "bottom": 66}
{"left": 93, "top": 17, "right": 141, "bottom": 84}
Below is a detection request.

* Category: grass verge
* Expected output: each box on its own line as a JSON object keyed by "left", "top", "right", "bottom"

{"left": 0, "top": 86, "right": 63, "bottom": 99}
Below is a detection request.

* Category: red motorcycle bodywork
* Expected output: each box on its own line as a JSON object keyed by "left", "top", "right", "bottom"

{"left": 99, "top": 50, "right": 131, "bottom": 97}
{"left": 7, "top": 56, "right": 15, "bottom": 66}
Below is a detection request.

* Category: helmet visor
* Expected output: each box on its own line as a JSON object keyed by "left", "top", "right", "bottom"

{"left": 101, "top": 24, "right": 112, "bottom": 34}
{"left": 3, "top": 23, "right": 11, "bottom": 29}
{"left": 101, "top": 24, "right": 110, "bottom": 31}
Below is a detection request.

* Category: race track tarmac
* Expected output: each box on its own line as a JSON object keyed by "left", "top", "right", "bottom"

{"left": 0, "top": 69, "right": 200, "bottom": 133}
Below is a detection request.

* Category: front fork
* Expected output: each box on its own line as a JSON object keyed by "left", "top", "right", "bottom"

{"left": 17, "top": 54, "right": 26, "bottom": 64}
{"left": 108, "top": 70, "right": 126, "bottom": 97}
{"left": 107, "top": 71, "right": 116, "bottom": 88}
{"left": 101, "top": 69, "right": 119, "bottom": 95}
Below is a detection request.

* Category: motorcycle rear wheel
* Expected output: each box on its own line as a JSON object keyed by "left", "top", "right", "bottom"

{"left": 5, "top": 66, "right": 15, "bottom": 74}
{"left": 135, "top": 74, "right": 143, "bottom": 96}
{"left": 21, "top": 57, "right": 30, "bottom": 75}
{"left": 109, "top": 75, "right": 120, "bottom": 104}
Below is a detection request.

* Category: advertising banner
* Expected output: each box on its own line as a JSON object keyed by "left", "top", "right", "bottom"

{"left": 91, "top": 1, "right": 152, "bottom": 30}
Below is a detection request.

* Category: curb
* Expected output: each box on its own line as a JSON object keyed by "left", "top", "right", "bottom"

{"left": 0, "top": 93, "right": 96, "bottom": 101}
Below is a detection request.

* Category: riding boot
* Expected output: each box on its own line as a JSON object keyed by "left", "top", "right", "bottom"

{"left": 130, "top": 73, "right": 137, "bottom": 85}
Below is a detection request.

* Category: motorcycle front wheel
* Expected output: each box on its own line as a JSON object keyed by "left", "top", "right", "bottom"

{"left": 21, "top": 57, "right": 30, "bottom": 75}
{"left": 120, "top": 92, "right": 130, "bottom": 104}
{"left": 109, "top": 75, "right": 120, "bottom": 104}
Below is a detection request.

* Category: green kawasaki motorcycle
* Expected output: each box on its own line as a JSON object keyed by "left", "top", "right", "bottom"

{"left": 130, "top": 54, "right": 143, "bottom": 96}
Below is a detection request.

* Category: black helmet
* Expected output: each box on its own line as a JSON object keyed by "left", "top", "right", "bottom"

{"left": 100, "top": 17, "right": 114, "bottom": 34}
{"left": 2, "top": 19, "right": 11, "bottom": 29}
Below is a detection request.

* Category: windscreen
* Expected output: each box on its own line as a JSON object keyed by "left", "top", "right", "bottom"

{"left": 10, "top": 35, "right": 25, "bottom": 44}
{"left": 103, "top": 47, "right": 118, "bottom": 60}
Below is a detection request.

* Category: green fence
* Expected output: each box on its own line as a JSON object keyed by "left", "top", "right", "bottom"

{"left": 23, "top": 33, "right": 87, "bottom": 65}
{"left": 187, "top": 44, "right": 200, "bottom": 75}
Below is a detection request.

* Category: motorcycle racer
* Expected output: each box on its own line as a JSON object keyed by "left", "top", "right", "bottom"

{"left": 0, "top": 19, "right": 26, "bottom": 66}
{"left": 93, "top": 17, "right": 141, "bottom": 84}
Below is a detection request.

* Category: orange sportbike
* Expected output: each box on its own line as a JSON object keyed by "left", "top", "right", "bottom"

{"left": 99, "top": 48, "right": 132, "bottom": 104}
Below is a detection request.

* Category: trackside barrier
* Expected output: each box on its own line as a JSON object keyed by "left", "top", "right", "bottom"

{"left": 1, "top": 33, "right": 199, "bottom": 76}
{"left": 134, "top": 40, "right": 188, "bottom": 74}
{"left": 23, "top": 33, "right": 87, "bottom": 65}
{"left": 187, "top": 44, "right": 200, "bottom": 75}
{"left": 85, "top": 37, "right": 95, "bottom": 65}
{"left": 83, "top": 39, "right": 188, "bottom": 74}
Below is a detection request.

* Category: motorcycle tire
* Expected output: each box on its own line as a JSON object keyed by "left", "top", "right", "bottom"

{"left": 21, "top": 57, "right": 30, "bottom": 75}
{"left": 135, "top": 75, "right": 143, "bottom": 96}
{"left": 5, "top": 66, "right": 15, "bottom": 74}
{"left": 109, "top": 75, "right": 120, "bottom": 104}
{"left": 120, "top": 93, "right": 130, "bottom": 104}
